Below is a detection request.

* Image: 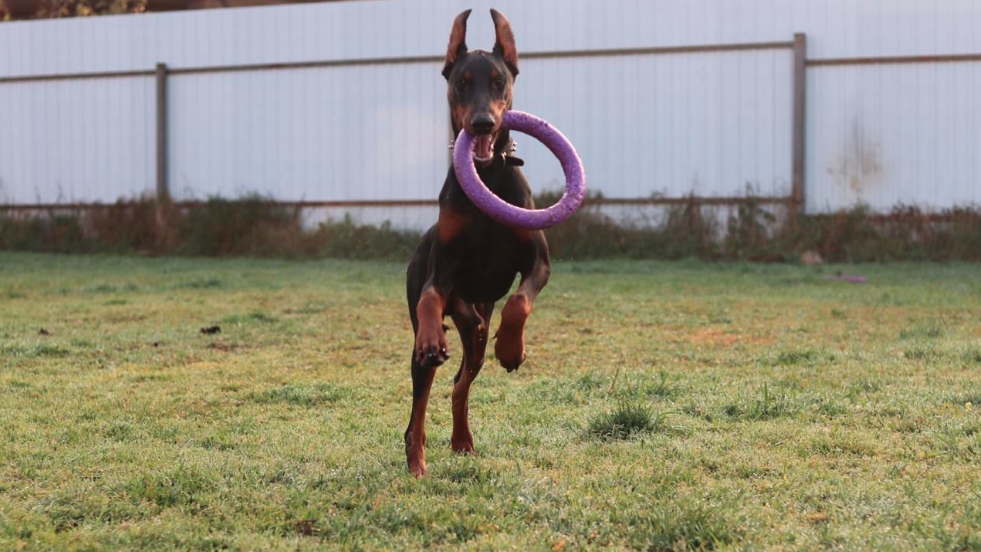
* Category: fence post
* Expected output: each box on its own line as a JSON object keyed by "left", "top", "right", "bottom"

{"left": 791, "top": 33, "right": 807, "bottom": 218}
{"left": 155, "top": 63, "right": 169, "bottom": 203}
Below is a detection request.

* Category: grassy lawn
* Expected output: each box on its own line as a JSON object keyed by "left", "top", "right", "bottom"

{"left": 1, "top": 252, "right": 980, "bottom": 551}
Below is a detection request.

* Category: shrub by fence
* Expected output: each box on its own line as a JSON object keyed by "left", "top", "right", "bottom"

{"left": 2, "top": 194, "right": 980, "bottom": 262}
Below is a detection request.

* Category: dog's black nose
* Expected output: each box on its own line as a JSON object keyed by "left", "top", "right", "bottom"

{"left": 471, "top": 115, "right": 495, "bottom": 135}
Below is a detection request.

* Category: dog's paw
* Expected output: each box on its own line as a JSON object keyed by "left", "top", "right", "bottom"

{"left": 494, "top": 328, "right": 526, "bottom": 372}
{"left": 495, "top": 294, "right": 529, "bottom": 372}
{"left": 451, "top": 434, "right": 476, "bottom": 455}
{"left": 407, "top": 458, "right": 429, "bottom": 479}
{"left": 406, "top": 433, "right": 429, "bottom": 478}
{"left": 415, "top": 326, "right": 449, "bottom": 368}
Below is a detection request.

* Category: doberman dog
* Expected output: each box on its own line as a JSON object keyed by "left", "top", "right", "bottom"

{"left": 404, "top": 9, "right": 551, "bottom": 478}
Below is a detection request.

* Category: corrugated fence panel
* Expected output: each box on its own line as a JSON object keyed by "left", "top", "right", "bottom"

{"left": 807, "top": 62, "right": 981, "bottom": 212}
{"left": 0, "top": 78, "right": 156, "bottom": 203}
{"left": 517, "top": 50, "right": 793, "bottom": 200}
{"left": 167, "top": 63, "right": 448, "bottom": 202}
{"left": 4, "top": 0, "right": 981, "bottom": 77}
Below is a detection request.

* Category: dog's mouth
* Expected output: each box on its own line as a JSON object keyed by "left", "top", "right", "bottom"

{"left": 472, "top": 133, "right": 496, "bottom": 165}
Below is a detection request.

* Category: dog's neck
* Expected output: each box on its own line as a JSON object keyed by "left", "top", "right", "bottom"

{"left": 481, "top": 131, "right": 521, "bottom": 171}
{"left": 492, "top": 129, "right": 514, "bottom": 158}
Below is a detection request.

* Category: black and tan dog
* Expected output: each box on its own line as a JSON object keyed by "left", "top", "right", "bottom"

{"left": 404, "top": 9, "right": 551, "bottom": 478}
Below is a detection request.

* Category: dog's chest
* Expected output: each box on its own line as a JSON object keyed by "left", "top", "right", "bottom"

{"left": 453, "top": 223, "right": 524, "bottom": 303}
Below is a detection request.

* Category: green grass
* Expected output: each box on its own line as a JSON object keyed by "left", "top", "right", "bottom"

{"left": 586, "top": 403, "right": 668, "bottom": 441}
{"left": 2, "top": 253, "right": 981, "bottom": 550}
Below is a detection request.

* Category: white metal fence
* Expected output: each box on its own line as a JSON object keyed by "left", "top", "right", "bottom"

{"left": 1, "top": 0, "right": 980, "bottom": 229}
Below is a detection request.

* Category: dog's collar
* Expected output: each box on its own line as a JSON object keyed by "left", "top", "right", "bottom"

{"left": 448, "top": 139, "right": 524, "bottom": 167}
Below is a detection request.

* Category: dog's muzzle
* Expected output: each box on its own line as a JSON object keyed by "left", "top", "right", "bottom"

{"left": 472, "top": 133, "right": 495, "bottom": 165}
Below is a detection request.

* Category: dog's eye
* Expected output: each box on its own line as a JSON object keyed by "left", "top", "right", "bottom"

{"left": 494, "top": 78, "right": 505, "bottom": 89}
{"left": 458, "top": 77, "right": 469, "bottom": 89}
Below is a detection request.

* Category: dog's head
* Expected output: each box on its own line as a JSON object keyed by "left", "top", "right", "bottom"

{"left": 442, "top": 9, "right": 518, "bottom": 165}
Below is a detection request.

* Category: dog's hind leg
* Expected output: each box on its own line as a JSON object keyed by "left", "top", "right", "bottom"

{"left": 405, "top": 236, "right": 440, "bottom": 478}
{"left": 450, "top": 300, "right": 493, "bottom": 454}
{"left": 405, "top": 356, "right": 437, "bottom": 478}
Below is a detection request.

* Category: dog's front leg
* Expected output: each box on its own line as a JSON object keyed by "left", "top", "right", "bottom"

{"left": 495, "top": 233, "right": 551, "bottom": 371}
{"left": 414, "top": 206, "right": 466, "bottom": 369}
{"left": 414, "top": 282, "right": 451, "bottom": 368}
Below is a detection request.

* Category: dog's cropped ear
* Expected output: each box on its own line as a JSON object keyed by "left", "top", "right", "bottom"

{"left": 442, "top": 9, "right": 471, "bottom": 79}
{"left": 490, "top": 9, "right": 518, "bottom": 77}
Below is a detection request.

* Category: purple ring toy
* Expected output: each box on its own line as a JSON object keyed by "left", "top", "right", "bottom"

{"left": 453, "top": 110, "right": 586, "bottom": 230}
